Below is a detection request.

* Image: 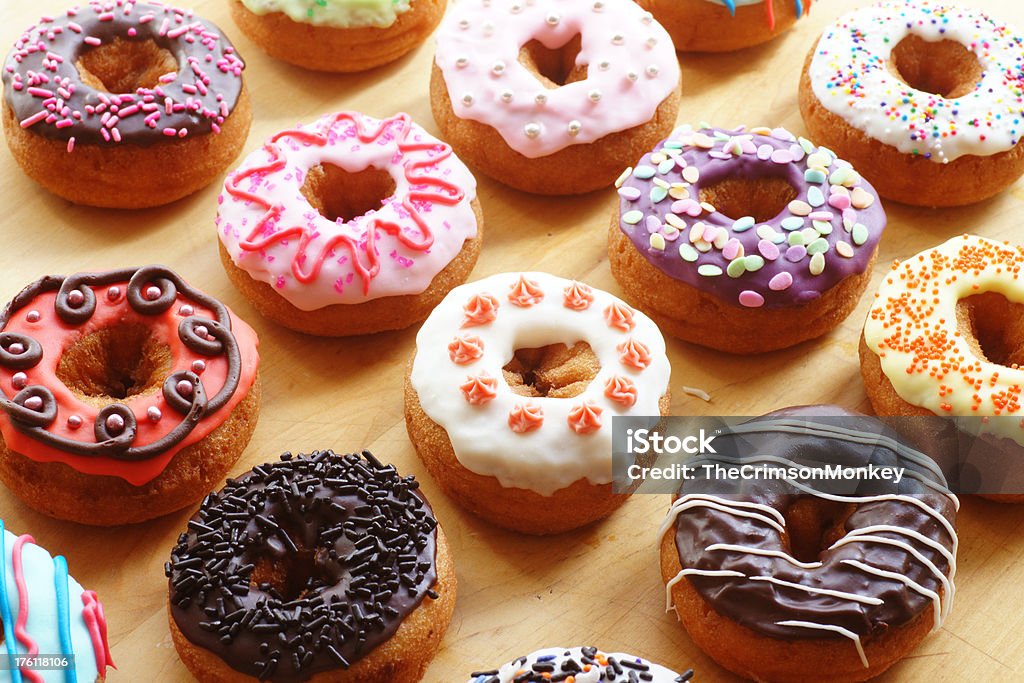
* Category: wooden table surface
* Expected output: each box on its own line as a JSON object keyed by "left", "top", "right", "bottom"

{"left": 3, "top": 0, "right": 1024, "bottom": 681}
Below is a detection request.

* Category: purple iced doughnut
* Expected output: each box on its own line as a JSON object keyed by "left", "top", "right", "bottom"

{"left": 615, "top": 125, "right": 886, "bottom": 309}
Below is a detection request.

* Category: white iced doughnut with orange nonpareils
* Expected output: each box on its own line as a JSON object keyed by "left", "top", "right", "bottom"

{"left": 409, "top": 272, "right": 671, "bottom": 495}
{"left": 434, "top": 0, "right": 680, "bottom": 158}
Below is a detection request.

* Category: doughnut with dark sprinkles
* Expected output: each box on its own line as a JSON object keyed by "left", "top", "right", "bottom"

{"left": 168, "top": 450, "right": 441, "bottom": 682}
{"left": 467, "top": 646, "right": 694, "bottom": 682}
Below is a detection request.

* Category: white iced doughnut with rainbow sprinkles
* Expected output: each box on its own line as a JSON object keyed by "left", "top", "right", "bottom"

{"left": 430, "top": 0, "right": 681, "bottom": 195}
{"left": 799, "top": 0, "right": 1024, "bottom": 207}
{"left": 405, "top": 271, "right": 671, "bottom": 534}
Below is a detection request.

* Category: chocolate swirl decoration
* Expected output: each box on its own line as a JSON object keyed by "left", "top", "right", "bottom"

{"left": 0, "top": 266, "right": 242, "bottom": 460}
{"left": 661, "top": 406, "right": 958, "bottom": 667}
{"left": 167, "top": 451, "right": 441, "bottom": 683}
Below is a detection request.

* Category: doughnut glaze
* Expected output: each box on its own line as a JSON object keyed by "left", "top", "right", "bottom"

{"left": 808, "top": 1, "right": 1024, "bottom": 163}
{"left": 2, "top": 1, "right": 246, "bottom": 147}
{"left": 434, "top": 0, "right": 679, "bottom": 158}
{"left": 616, "top": 125, "right": 885, "bottom": 309}
{"left": 238, "top": 0, "right": 412, "bottom": 28}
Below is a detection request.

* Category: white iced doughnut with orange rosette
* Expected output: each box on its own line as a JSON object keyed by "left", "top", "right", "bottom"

{"left": 405, "top": 271, "right": 671, "bottom": 534}
{"left": 217, "top": 111, "right": 482, "bottom": 336}
{"left": 430, "top": 0, "right": 682, "bottom": 195}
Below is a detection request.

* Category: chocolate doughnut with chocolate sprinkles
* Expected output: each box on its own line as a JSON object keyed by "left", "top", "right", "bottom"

{"left": 167, "top": 450, "right": 456, "bottom": 683}
{"left": 467, "top": 646, "right": 694, "bottom": 682}
{"left": 2, "top": 1, "right": 252, "bottom": 208}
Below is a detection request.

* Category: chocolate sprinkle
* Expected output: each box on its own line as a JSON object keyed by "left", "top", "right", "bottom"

{"left": 468, "top": 647, "right": 694, "bottom": 682}
{"left": 167, "top": 450, "right": 440, "bottom": 682}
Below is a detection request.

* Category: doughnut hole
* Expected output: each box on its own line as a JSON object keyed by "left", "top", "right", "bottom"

{"left": 300, "top": 164, "right": 397, "bottom": 223}
{"left": 699, "top": 176, "right": 798, "bottom": 223}
{"left": 518, "top": 33, "right": 587, "bottom": 89}
{"left": 76, "top": 37, "right": 178, "bottom": 94}
{"left": 56, "top": 325, "right": 171, "bottom": 403}
{"left": 957, "top": 292, "right": 1024, "bottom": 369}
{"left": 502, "top": 342, "right": 600, "bottom": 398}
{"left": 783, "top": 497, "right": 854, "bottom": 564}
{"left": 889, "top": 35, "right": 983, "bottom": 99}
{"left": 250, "top": 547, "right": 342, "bottom": 601}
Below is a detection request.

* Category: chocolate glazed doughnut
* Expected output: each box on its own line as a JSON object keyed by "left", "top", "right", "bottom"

{"left": 659, "top": 406, "right": 958, "bottom": 683}
{"left": 2, "top": 2, "right": 251, "bottom": 208}
{"left": 167, "top": 450, "right": 456, "bottom": 683}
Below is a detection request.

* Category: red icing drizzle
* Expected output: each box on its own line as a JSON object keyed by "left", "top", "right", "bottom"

{"left": 617, "top": 338, "right": 653, "bottom": 370}
{"left": 507, "top": 275, "right": 544, "bottom": 307}
{"left": 567, "top": 401, "right": 603, "bottom": 434}
{"left": 508, "top": 402, "right": 544, "bottom": 433}
{"left": 448, "top": 335, "right": 484, "bottom": 365}
{"left": 225, "top": 112, "right": 464, "bottom": 295}
{"left": 462, "top": 294, "right": 500, "bottom": 327}
{"left": 460, "top": 372, "right": 498, "bottom": 405}
{"left": 603, "top": 302, "right": 636, "bottom": 331}
{"left": 81, "top": 590, "right": 115, "bottom": 672}
{"left": 0, "top": 287, "right": 260, "bottom": 485}
{"left": 604, "top": 376, "right": 639, "bottom": 408}
{"left": 12, "top": 535, "right": 42, "bottom": 683}
{"left": 563, "top": 281, "right": 594, "bottom": 311}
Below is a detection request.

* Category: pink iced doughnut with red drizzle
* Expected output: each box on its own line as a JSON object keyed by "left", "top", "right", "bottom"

{"left": 406, "top": 271, "right": 670, "bottom": 533}
{"left": 217, "top": 111, "right": 482, "bottom": 336}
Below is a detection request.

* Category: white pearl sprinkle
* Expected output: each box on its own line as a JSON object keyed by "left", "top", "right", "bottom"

{"left": 492, "top": 60, "right": 505, "bottom": 75}
{"left": 535, "top": 92, "right": 548, "bottom": 105}
{"left": 612, "top": 34, "right": 624, "bottom": 45}
{"left": 641, "top": 11, "right": 653, "bottom": 23}
{"left": 456, "top": 57, "right": 468, "bottom": 68}
{"left": 593, "top": 1, "right": 604, "bottom": 10}
{"left": 646, "top": 36, "right": 658, "bottom": 48}
{"left": 458, "top": 19, "right": 470, "bottom": 29}
{"left": 501, "top": 90, "right": 514, "bottom": 102}
{"left": 483, "top": 22, "right": 494, "bottom": 36}
{"left": 510, "top": 3, "right": 521, "bottom": 12}
{"left": 524, "top": 123, "right": 541, "bottom": 138}
{"left": 462, "top": 94, "right": 474, "bottom": 106}
{"left": 567, "top": 120, "right": 582, "bottom": 136}
{"left": 627, "top": 71, "right": 638, "bottom": 82}
{"left": 646, "top": 64, "right": 659, "bottom": 77}
{"left": 588, "top": 89, "right": 602, "bottom": 102}
{"left": 599, "top": 61, "right": 610, "bottom": 70}
{"left": 546, "top": 12, "right": 560, "bottom": 25}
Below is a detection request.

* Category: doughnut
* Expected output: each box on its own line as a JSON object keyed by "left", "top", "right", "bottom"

{"left": 1, "top": 1, "right": 251, "bottom": 209}
{"left": 860, "top": 234, "right": 1024, "bottom": 503}
{"left": 218, "top": 111, "right": 482, "bottom": 337}
{"left": 405, "top": 271, "right": 671, "bottom": 534}
{"left": 229, "top": 0, "right": 446, "bottom": 72}
{"left": 659, "top": 406, "right": 958, "bottom": 682}
{"left": 638, "top": 0, "right": 813, "bottom": 53}
{"left": 431, "top": 0, "right": 681, "bottom": 195}
{"left": 0, "top": 521, "right": 114, "bottom": 683}
{"left": 799, "top": 1, "right": 1024, "bottom": 207}
{"left": 609, "top": 125, "right": 886, "bottom": 354}
{"left": 468, "top": 646, "right": 695, "bottom": 682}
{"left": 0, "top": 266, "right": 261, "bottom": 526}
{"left": 167, "top": 449, "right": 455, "bottom": 683}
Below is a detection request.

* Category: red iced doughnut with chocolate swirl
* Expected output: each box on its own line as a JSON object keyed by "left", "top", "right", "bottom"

{"left": 0, "top": 266, "right": 261, "bottom": 526}
{"left": 1, "top": 1, "right": 252, "bottom": 209}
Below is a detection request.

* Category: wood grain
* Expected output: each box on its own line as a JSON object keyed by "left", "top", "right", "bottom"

{"left": 1, "top": 0, "right": 1023, "bottom": 680}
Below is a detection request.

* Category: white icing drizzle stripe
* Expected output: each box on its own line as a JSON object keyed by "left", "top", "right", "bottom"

{"left": 840, "top": 559, "right": 944, "bottom": 632}
{"left": 664, "top": 568, "right": 745, "bottom": 612}
{"left": 775, "top": 620, "right": 869, "bottom": 668}
{"left": 705, "top": 543, "right": 823, "bottom": 570}
{"left": 749, "top": 575, "right": 884, "bottom": 605}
